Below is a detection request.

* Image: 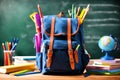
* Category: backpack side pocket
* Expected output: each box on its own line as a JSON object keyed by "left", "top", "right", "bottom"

{"left": 36, "top": 52, "right": 42, "bottom": 72}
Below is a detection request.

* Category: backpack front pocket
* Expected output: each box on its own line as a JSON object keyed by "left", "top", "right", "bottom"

{"left": 43, "top": 40, "right": 82, "bottom": 73}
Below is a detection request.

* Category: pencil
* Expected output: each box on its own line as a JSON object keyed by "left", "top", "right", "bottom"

{"left": 82, "top": 4, "right": 90, "bottom": 22}
{"left": 76, "top": 7, "right": 80, "bottom": 18}
{"left": 38, "top": 4, "right": 43, "bottom": 18}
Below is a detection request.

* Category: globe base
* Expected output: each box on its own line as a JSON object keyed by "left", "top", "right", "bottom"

{"left": 100, "top": 52, "right": 115, "bottom": 60}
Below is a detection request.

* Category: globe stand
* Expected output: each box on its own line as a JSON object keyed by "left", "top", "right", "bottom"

{"left": 101, "top": 51, "right": 114, "bottom": 60}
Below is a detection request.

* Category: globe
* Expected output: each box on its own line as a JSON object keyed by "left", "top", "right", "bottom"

{"left": 98, "top": 36, "right": 115, "bottom": 60}
{"left": 98, "top": 36, "right": 115, "bottom": 51}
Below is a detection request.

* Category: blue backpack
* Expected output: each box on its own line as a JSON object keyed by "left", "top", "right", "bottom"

{"left": 36, "top": 16, "right": 89, "bottom": 74}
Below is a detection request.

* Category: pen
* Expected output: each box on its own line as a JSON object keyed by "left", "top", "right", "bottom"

{"left": 11, "top": 43, "right": 17, "bottom": 51}
{"left": 11, "top": 38, "right": 19, "bottom": 51}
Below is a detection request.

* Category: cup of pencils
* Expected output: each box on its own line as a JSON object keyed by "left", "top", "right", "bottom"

{"left": 2, "top": 38, "right": 19, "bottom": 66}
{"left": 3, "top": 50, "right": 15, "bottom": 65}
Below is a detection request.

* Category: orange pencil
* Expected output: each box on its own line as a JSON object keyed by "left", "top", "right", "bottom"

{"left": 4, "top": 51, "right": 9, "bottom": 66}
{"left": 2, "top": 43, "right": 7, "bottom": 65}
{"left": 8, "top": 42, "right": 13, "bottom": 65}
{"left": 7, "top": 42, "right": 11, "bottom": 50}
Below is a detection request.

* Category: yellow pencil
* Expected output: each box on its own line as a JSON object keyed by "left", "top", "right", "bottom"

{"left": 79, "top": 8, "right": 85, "bottom": 19}
{"left": 82, "top": 4, "right": 90, "bottom": 22}
{"left": 9, "top": 69, "right": 32, "bottom": 75}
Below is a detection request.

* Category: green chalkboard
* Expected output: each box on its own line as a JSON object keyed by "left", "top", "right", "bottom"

{"left": 0, "top": 0, "right": 120, "bottom": 66}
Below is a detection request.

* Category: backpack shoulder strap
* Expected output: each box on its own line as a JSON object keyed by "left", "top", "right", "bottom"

{"left": 47, "top": 17, "right": 55, "bottom": 68}
{"left": 67, "top": 18, "right": 75, "bottom": 70}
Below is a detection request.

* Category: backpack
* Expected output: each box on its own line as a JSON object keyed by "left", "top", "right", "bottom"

{"left": 36, "top": 15, "right": 89, "bottom": 74}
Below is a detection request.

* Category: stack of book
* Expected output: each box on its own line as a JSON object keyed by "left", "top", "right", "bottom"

{"left": 86, "top": 59, "right": 120, "bottom": 75}
{"left": 13, "top": 56, "right": 36, "bottom": 65}
{"left": 0, "top": 56, "right": 40, "bottom": 76}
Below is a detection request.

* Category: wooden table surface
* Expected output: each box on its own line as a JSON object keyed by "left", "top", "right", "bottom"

{"left": 0, "top": 73, "right": 120, "bottom": 80}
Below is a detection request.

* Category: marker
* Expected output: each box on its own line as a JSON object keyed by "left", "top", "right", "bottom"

{"left": 34, "top": 13, "right": 41, "bottom": 33}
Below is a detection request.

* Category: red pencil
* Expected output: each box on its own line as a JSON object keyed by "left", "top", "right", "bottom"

{"left": 37, "top": 4, "right": 43, "bottom": 18}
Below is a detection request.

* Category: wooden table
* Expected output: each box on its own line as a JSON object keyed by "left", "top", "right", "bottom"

{"left": 0, "top": 73, "right": 120, "bottom": 80}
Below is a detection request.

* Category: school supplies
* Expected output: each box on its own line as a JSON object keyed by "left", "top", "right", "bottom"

{"left": 32, "top": 4, "right": 90, "bottom": 75}
{"left": 2, "top": 38, "right": 19, "bottom": 66}
{"left": 29, "top": 4, "right": 90, "bottom": 74}
{"left": 9, "top": 69, "right": 32, "bottom": 75}
{"left": 13, "top": 56, "right": 36, "bottom": 65}
{"left": 30, "top": 7, "right": 42, "bottom": 54}
{"left": 86, "top": 59, "right": 120, "bottom": 75}
{"left": 13, "top": 71, "right": 40, "bottom": 76}
{"left": 76, "top": 7, "right": 80, "bottom": 17}
{"left": 87, "top": 69, "right": 120, "bottom": 75}
{"left": 92, "top": 59, "right": 120, "bottom": 66}
{"left": 29, "top": 12, "right": 38, "bottom": 22}
{"left": 82, "top": 4, "right": 90, "bottom": 22}
{"left": 79, "top": 8, "right": 85, "bottom": 19}
{"left": 37, "top": 4, "right": 43, "bottom": 18}
{"left": 13, "top": 56, "right": 36, "bottom": 61}
{"left": 0, "top": 63, "right": 35, "bottom": 74}
{"left": 67, "top": 4, "right": 90, "bottom": 20}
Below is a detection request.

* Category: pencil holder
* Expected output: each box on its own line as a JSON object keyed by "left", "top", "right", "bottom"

{"left": 3, "top": 50, "right": 15, "bottom": 66}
